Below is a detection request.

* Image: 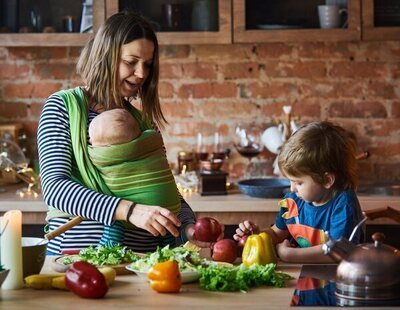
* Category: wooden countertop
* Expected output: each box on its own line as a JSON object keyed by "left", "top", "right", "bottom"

{"left": 0, "top": 257, "right": 304, "bottom": 309}
{"left": 1, "top": 184, "right": 399, "bottom": 226}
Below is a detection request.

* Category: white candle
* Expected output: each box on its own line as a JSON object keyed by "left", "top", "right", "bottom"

{"left": 0, "top": 210, "right": 24, "bottom": 289}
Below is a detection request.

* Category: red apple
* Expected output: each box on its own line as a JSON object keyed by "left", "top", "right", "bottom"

{"left": 194, "top": 217, "right": 222, "bottom": 242}
{"left": 212, "top": 239, "right": 238, "bottom": 264}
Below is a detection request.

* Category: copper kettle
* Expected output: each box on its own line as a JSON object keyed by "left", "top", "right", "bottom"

{"left": 323, "top": 206, "right": 400, "bottom": 302}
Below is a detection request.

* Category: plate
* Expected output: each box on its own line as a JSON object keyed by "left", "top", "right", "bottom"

{"left": 52, "top": 255, "right": 133, "bottom": 275}
{"left": 257, "top": 24, "right": 302, "bottom": 30}
{"left": 237, "top": 178, "right": 290, "bottom": 198}
{"left": 125, "top": 265, "right": 200, "bottom": 283}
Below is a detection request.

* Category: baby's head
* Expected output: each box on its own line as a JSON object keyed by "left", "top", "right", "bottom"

{"left": 278, "top": 121, "right": 358, "bottom": 191}
{"left": 89, "top": 109, "right": 141, "bottom": 146}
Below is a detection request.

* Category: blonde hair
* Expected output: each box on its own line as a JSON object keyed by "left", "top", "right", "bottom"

{"left": 77, "top": 11, "right": 167, "bottom": 128}
{"left": 278, "top": 121, "right": 358, "bottom": 190}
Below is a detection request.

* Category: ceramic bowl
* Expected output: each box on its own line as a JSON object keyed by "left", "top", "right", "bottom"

{"left": 237, "top": 178, "right": 290, "bottom": 198}
{"left": 22, "top": 237, "right": 48, "bottom": 278}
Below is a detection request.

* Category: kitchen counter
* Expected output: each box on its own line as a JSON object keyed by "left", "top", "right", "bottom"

{"left": 0, "top": 184, "right": 399, "bottom": 227}
{"left": 0, "top": 257, "right": 301, "bottom": 309}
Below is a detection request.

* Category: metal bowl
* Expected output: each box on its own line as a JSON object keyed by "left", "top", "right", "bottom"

{"left": 237, "top": 178, "right": 290, "bottom": 198}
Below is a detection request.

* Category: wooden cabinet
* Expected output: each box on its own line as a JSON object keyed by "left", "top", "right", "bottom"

{"left": 0, "top": 0, "right": 398, "bottom": 46}
{"left": 105, "top": 0, "right": 232, "bottom": 44}
{"left": 233, "top": 0, "right": 361, "bottom": 42}
{"left": 0, "top": 0, "right": 105, "bottom": 47}
{"left": 362, "top": 0, "right": 400, "bottom": 41}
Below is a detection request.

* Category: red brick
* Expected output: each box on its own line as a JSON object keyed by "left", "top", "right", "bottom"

{"left": 0, "top": 48, "right": 8, "bottom": 59}
{"left": 265, "top": 61, "right": 326, "bottom": 78}
{"left": 361, "top": 119, "right": 400, "bottom": 137}
{"left": 330, "top": 62, "right": 387, "bottom": 78}
{"left": 364, "top": 81, "right": 395, "bottom": 99}
{"left": 193, "top": 45, "right": 253, "bottom": 61}
{"left": 247, "top": 82, "right": 299, "bottom": 99}
{"left": 8, "top": 47, "right": 67, "bottom": 60}
{"left": 33, "top": 63, "right": 77, "bottom": 80}
{"left": 256, "top": 43, "right": 294, "bottom": 59}
{"left": 27, "top": 102, "right": 44, "bottom": 119}
{"left": 369, "top": 143, "right": 400, "bottom": 158}
{"left": 158, "top": 81, "right": 174, "bottom": 98}
{"left": 392, "top": 63, "right": 400, "bottom": 79}
{"left": 182, "top": 63, "right": 217, "bottom": 79}
{"left": 328, "top": 100, "right": 388, "bottom": 118}
{"left": 159, "top": 46, "right": 190, "bottom": 59}
{"left": 197, "top": 99, "right": 257, "bottom": 120}
{"left": 162, "top": 99, "right": 194, "bottom": 119}
{"left": 374, "top": 163, "right": 400, "bottom": 181}
{"left": 4, "top": 82, "right": 62, "bottom": 99}
{"left": 300, "top": 81, "right": 364, "bottom": 98}
{"left": 178, "top": 83, "right": 237, "bottom": 99}
{"left": 392, "top": 101, "right": 400, "bottom": 117}
{"left": 69, "top": 47, "right": 83, "bottom": 58}
{"left": 298, "top": 42, "right": 354, "bottom": 59}
{"left": 0, "top": 63, "right": 30, "bottom": 79}
{"left": 0, "top": 102, "right": 28, "bottom": 119}
{"left": 159, "top": 63, "right": 183, "bottom": 79}
{"left": 220, "top": 62, "right": 259, "bottom": 79}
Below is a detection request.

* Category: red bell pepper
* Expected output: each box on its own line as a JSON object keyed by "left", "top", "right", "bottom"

{"left": 65, "top": 261, "right": 108, "bottom": 299}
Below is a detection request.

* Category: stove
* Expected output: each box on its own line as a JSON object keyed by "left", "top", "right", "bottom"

{"left": 291, "top": 264, "right": 400, "bottom": 307}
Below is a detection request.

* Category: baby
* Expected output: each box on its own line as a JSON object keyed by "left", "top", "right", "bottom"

{"left": 88, "top": 108, "right": 181, "bottom": 247}
{"left": 89, "top": 108, "right": 141, "bottom": 146}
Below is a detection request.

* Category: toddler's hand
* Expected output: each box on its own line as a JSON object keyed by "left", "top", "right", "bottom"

{"left": 233, "top": 220, "right": 259, "bottom": 241}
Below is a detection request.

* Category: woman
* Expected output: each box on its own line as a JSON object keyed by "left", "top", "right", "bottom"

{"left": 38, "top": 11, "right": 204, "bottom": 254}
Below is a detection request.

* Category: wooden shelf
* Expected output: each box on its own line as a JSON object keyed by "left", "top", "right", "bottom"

{"left": 362, "top": 0, "right": 400, "bottom": 41}
{"left": 233, "top": 0, "right": 361, "bottom": 43}
{"left": 0, "top": 33, "right": 91, "bottom": 47}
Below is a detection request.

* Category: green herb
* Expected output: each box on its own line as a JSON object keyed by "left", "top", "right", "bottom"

{"left": 197, "top": 263, "right": 294, "bottom": 292}
{"left": 63, "top": 244, "right": 140, "bottom": 266}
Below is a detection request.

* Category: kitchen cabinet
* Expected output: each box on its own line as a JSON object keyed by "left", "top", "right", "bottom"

{"left": 0, "top": 0, "right": 105, "bottom": 46}
{"left": 233, "top": 0, "right": 361, "bottom": 42}
{"left": 105, "top": 0, "right": 232, "bottom": 44}
{"left": 362, "top": 0, "right": 400, "bottom": 41}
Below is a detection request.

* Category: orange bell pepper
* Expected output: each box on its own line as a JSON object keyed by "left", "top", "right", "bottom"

{"left": 242, "top": 232, "right": 277, "bottom": 266}
{"left": 147, "top": 261, "right": 182, "bottom": 293}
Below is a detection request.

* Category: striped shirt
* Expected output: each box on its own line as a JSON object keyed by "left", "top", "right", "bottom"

{"left": 37, "top": 92, "right": 195, "bottom": 254}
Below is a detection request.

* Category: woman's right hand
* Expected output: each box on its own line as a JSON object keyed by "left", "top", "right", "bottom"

{"left": 233, "top": 220, "right": 259, "bottom": 241}
{"left": 128, "top": 204, "right": 181, "bottom": 237}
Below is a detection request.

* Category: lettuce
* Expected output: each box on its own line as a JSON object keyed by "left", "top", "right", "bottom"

{"left": 197, "top": 263, "right": 293, "bottom": 292}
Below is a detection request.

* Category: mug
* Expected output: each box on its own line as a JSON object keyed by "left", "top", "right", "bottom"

{"left": 261, "top": 126, "right": 284, "bottom": 155}
{"left": 318, "top": 5, "right": 347, "bottom": 29}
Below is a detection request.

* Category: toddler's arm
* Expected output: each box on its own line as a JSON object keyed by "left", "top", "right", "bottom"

{"left": 276, "top": 241, "right": 335, "bottom": 263}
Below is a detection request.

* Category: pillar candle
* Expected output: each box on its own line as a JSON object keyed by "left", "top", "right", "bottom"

{"left": 0, "top": 210, "right": 24, "bottom": 289}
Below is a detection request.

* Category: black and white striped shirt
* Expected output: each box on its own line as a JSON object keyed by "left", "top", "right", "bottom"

{"left": 37, "top": 92, "right": 195, "bottom": 254}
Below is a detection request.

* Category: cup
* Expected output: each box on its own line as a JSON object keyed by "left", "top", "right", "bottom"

{"left": 191, "top": 0, "right": 218, "bottom": 31}
{"left": 261, "top": 126, "right": 284, "bottom": 154}
{"left": 318, "top": 5, "right": 347, "bottom": 29}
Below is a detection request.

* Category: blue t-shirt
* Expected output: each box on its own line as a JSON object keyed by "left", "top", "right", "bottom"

{"left": 275, "top": 190, "right": 364, "bottom": 247}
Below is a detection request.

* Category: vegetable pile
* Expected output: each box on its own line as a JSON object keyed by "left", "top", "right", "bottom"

{"left": 197, "top": 263, "right": 293, "bottom": 292}
{"left": 63, "top": 244, "right": 140, "bottom": 266}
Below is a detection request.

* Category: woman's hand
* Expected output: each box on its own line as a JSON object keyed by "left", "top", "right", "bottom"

{"left": 184, "top": 223, "right": 225, "bottom": 248}
{"left": 233, "top": 220, "right": 259, "bottom": 241}
{"left": 128, "top": 204, "right": 181, "bottom": 237}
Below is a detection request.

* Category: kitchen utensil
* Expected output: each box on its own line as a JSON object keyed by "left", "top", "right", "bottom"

{"left": 323, "top": 206, "right": 400, "bottom": 301}
{"left": 44, "top": 216, "right": 83, "bottom": 241}
{"left": 237, "top": 178, "right": 290, "bottom": 198}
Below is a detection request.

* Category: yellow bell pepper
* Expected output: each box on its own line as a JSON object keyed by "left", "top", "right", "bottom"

{"left": 242, "top": 232, "right": 277, "bottom": 266}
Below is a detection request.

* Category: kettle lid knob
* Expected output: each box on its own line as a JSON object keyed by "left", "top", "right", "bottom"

{"left": 372, "top": 232, "right": 385, "bottom": 246}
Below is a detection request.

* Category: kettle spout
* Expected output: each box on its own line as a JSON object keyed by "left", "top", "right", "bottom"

{"left": 322, "top": 231, "right": 357, "bottom": 263}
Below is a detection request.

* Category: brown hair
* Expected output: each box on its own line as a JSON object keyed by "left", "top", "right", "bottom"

{"left": 77, "top": 11, "right": 167, "bottom": 128}
{"left": 277, "top": 121, "right": 358, "bottom": 190}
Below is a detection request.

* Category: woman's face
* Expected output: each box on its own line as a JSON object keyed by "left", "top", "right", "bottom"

{"left": 118, "top": 38, "right": 155, "bottom": 98}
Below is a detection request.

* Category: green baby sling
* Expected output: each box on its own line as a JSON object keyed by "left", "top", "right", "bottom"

{"left": 52, "top": 87, "right": 180, "bottom": 246}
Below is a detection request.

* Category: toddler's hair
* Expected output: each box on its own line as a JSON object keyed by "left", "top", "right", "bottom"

{"left": 278, "top": 121, "right": 358, "bottom": 190}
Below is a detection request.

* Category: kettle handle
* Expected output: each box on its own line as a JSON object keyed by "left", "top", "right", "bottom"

{"left": 363, "top": 206, "right": 400, "bottom": 223}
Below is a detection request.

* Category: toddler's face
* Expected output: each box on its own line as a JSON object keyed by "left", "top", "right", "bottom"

{"left": 285, "top": 174, "right": 331, "bottom": 206}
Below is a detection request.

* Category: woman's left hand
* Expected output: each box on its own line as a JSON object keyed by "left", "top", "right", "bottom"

{"left": 184, "top": 223, "right": 225, "bottom": 248}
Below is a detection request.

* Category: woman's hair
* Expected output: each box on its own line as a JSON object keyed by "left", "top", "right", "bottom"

{"left": 77, "top": 11, "right": 166, "bottom": 128}
{"left": 277, "top": 121, "right": 358, "bottom": 190}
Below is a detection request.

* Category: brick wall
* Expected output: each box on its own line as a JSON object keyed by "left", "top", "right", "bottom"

{"left": 0, "top": 41, "right": 399, "bottom": 182}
